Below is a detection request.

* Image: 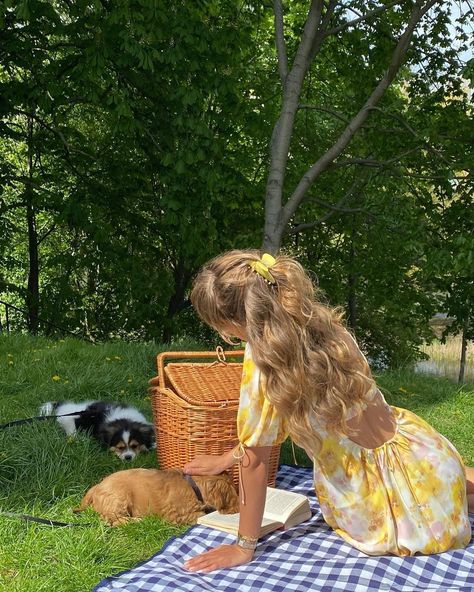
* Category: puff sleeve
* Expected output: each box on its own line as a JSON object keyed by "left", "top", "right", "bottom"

{"left": 237, "top": 343, "right": 288, "bottom": 447}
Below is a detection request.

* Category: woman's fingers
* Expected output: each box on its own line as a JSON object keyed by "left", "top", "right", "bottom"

{"left": 183, "top": 454, "right": 223, "bottom": 475}
{"left": 183, "top": 459, "right": 205, "bottom": 474}
{"left": 183, "top": 545, "right": 253, "bottom": 573}
{"left": 183, "top": 549, "right": 217, "bottom": 572}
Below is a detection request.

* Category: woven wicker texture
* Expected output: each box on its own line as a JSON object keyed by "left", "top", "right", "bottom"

{"left": 152, "top": 349, "right": 281, "bottom": 490}
{"left": 164, "top": 363, "right": 243, "bottom": 406}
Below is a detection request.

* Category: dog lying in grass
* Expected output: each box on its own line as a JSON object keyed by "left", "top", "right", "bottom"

{"left": 40, "top": 400, "right": 155, "bottom": 461}
{"left": 74, "top": 468, "right": 239, "bottom": 526}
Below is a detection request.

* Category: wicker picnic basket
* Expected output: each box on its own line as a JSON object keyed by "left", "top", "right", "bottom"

{"left": 151, "top": 348, "right": 281, "bottom": 490}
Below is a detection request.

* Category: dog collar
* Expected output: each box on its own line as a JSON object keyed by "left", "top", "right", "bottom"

{"left": 184, "top": 474, "right": 204, "bottom": 502}
{"left": 183, "top": 474, "right": 215, "bottom": 513}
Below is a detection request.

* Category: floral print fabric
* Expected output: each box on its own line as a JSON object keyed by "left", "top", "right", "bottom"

{"left": 237, "top": 343, "right": 472, "bottom": 556}
{"left": 237, "top": 344, "right": 288, "bottom": 447}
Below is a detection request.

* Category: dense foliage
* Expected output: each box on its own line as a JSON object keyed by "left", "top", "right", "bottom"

{"left": 0, "top": 1, "right": 472, "bottom": 367}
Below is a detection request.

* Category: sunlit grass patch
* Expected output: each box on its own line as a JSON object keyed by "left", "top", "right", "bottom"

{"left": 0, "top": 333, "right": 472, "bottom": 591}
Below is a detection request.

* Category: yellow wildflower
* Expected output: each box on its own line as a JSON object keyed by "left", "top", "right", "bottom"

{"left": 52, "top": 375, "right": 61, "bottom": 381}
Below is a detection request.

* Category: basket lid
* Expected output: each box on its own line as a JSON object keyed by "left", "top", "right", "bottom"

{"left": 164, "top": 362, "right": 243, "bottom": 406}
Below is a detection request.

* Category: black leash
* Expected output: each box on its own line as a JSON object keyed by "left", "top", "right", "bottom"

{"left": 0, "top": 511, "right": 91, "bottom": 527}
{"left": 0, "top": 409, "right": 95, "bottom": 527}
{"left": 0, "top": 410, "right": 96, "bottom": 430}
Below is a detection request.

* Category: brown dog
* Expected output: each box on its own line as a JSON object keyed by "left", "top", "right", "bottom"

{"left": 74, "top": 468, "right": 239, "bottom": 526}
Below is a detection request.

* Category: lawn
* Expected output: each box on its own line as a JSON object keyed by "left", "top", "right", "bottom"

{"left": 0, "top": 333, "right": 473, "bottom": 592}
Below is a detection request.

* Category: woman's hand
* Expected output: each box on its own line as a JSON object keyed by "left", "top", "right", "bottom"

{"left": 183, "top": 452, "right": 233, "bottom": 476}
{"left": 183, "top": 544, "right": 254, "bottom": 573}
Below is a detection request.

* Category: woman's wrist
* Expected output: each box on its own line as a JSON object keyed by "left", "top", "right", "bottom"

{"left": 236, "top": 532, "right": 259, "bottom": 551}
{"left": 234, "top": 543, "right": 255, "bottom": 560}
{"left": 223, "top": 447, "right": 238, "bottom": 469}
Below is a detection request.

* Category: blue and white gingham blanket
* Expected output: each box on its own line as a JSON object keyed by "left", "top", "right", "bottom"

{"left": 94, "top": 464, "right": 474, "bottom": 592}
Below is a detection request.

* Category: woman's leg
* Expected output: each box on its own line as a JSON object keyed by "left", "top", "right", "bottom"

{"left": 466, "top": 466, "right": 474, "bottom": 513}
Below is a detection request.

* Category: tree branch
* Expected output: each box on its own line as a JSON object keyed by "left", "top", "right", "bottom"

{"left": 13, "top": 109, "right": 94, "bottom": 159}
{"left": 367, "top": 106, "right": 452, "bottom": 166}
{"left": 0, "top": 199, "right": 26, "bottom": 215}
{"left": 287, "top": 212, "right": 335, "bottom": 234}
{"left": 273, "top": 0, "right": 288, "bottom": 89}
{"left": 37, "top": 223, "right": 57, "bottom": 246}
{"left": 307, "top": 197, "right": 369, "bottom": 214}
{"left": 281, "top": 0, "right": 440, "bottom": 229}
{"left": 287, "top": 176, "right": 369, "bottom": 235}
{"left": 324, "top": 0, "right": 404, "bottom": 37}
{"left": 300, "top": 103, "right": 456, "bottom": 168}
{"left": 298, "top": 103, "right": 350, "bottom": 124}
{"left": 334, "top": 147, "right": 423, "bottom": 168}
{"left": 309, "top": 0, "right": 338, "bottom": 61}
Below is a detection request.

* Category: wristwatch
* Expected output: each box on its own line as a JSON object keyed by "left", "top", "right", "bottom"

{"left": 236, "top": 533, "right": 259, "bottom": 551}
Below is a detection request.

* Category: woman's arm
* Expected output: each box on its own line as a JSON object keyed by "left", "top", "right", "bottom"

{"left": 183, "top": 446, "right": 271, "bottom": 572}
{"left": 183, "top": 447, "right": 237, "bottom": 475}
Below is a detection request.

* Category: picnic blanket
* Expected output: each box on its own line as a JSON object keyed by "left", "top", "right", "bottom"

{"left": 94, "top": 464, "right": 474, "bottom": 592}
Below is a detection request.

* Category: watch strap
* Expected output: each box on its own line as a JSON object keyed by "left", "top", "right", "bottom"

{"left": 236, "top": 533, "right": 259, "bottom": 551}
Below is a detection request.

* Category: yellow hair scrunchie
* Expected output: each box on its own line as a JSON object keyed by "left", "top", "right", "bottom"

{"left": 249, "top": 253, "right": 276, "bottom": 285}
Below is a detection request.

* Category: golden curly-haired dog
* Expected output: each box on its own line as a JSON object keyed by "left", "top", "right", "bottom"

{"left": 74, "top": 468, "right": 239, "bottom": 526}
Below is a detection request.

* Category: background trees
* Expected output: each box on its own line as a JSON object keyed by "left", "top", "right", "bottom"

{"left": 0, "top": 0, "right": 472, "bottom": 367}
{"left": 1, "top": 0, "right": 264, "bottom": 341}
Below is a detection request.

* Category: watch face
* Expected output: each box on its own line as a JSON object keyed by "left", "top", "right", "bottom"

{"left": 237, "top": 535, "right": 258, "bottom": 550}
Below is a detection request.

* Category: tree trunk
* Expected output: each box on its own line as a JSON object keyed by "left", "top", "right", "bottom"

{"left": 458, "top": 322, "right": 468, "bottom": 384}
{"left": 162, "top": 260, "right": 192, "bottom": 344}
{"left": 347, "top": 231, "right": 357, "bottom": 330}
{"left": 25, "top": 115, "right": 40, "bottom": 334}
{"left": 263, "top": 1, "right": 325, "bottom": 253}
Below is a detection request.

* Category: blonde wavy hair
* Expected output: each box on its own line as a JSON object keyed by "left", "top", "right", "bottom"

{"left": 190, "top": 249, "right": 375, "bottom": 455}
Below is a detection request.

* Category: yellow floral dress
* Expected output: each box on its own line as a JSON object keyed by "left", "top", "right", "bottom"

{"left": 237, "top": 343, "right": 472, "bottom": 556}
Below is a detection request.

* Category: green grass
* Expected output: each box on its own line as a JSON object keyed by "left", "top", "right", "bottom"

{"left": 0, "top": 333, "right": 473, "bottom": 591}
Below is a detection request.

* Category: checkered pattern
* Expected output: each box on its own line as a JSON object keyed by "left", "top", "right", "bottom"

{"left": 93, "top": 465, "right": 474, "bottom": 592}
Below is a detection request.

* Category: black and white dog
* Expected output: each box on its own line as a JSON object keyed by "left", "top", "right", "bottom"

{"left": 40, "top": 400, "right": 155, "bottom": 461}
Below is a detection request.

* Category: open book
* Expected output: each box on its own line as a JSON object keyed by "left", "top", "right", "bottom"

{"left": 197, "top": 487, "right": 312, "bottom": 537}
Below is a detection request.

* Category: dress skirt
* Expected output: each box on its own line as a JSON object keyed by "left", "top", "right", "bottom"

{"left": 312, "top": 406, "right": 472, "bottom": 556}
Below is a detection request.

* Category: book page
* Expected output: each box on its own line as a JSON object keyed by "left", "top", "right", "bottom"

{"left": 197, "top": 510, "right": 278, "bottom": 535}
{"left": 282, "top": 505, "right": 312, "bottom": 529}
{"left": 263, "top": 487, "right": 307, "bottom": 522}
{"left": 197, "top": 487, "right": 310, "bottom": 535}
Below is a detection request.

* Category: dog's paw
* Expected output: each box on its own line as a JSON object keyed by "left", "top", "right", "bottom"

{"left": 107, "top": 515, "right": 133, "bottom": 527}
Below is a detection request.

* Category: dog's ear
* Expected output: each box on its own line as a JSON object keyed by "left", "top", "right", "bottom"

{"left": 140, "top": 424, "right": 155, "bottom": 450}
{"left": 201, "top": 476, "right": 239, "bottom": 514}
{"left": 97, "top": 424, "right": 114, "bottom": 447}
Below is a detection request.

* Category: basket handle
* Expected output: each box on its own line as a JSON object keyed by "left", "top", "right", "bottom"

{"left": 156, "top": 349, "right": 245, "bottom": 387}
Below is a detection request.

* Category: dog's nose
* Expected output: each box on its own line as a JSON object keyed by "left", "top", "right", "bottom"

{"left": 123, "top": 453, "right": 134, "bottom": 461}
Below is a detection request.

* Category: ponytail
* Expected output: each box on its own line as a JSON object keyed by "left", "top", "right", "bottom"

{"left": 191, "top": 250, "right": 375, "bottom": 455}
